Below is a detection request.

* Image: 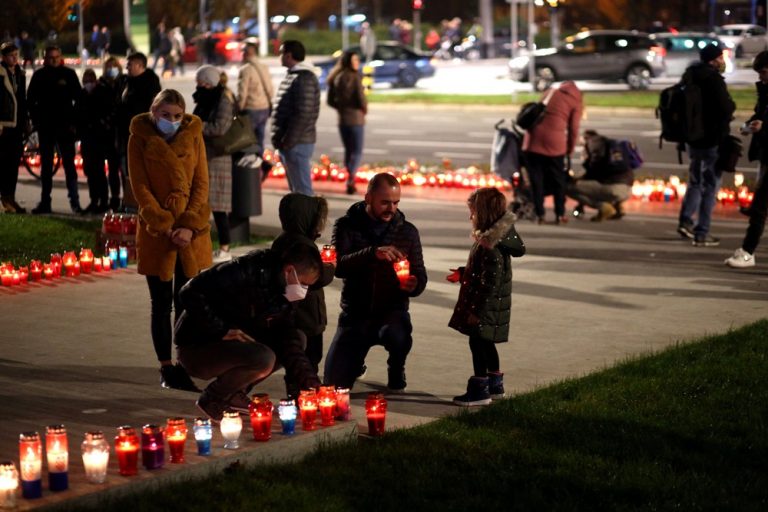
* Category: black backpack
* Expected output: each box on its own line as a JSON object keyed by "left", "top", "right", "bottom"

{"left": 656, "top": 77, "right": 705, "bottom": 162}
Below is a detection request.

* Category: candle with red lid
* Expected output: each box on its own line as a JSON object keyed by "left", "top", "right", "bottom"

{"left": 45, "top": 425, "right": 69, "bottom": 491}
{"left": 11, "top": 271, "right": 20, "bottom": 286}
{"left": 43, "top": 264, "right": 54, "bottom": 280}
{"left": 101, "top": 256, "right": 111, "bottom": 271}
{"left": 318, "top": 386, "right": 337, "bottom": 426}
{"left": 18, "top": 432, "right": 42, "bottom": 499}
{"left": 0, "top": 267, "right": 12, "bottom": 287}
{"left": 320, "top": 244, "right": 336, "bottom": 263}
{"left": 62, "top": 252, "right": 77, "bottom": 278}
{"left": 365, "top": 392, "right": 387, "bottom": 437}
{"left": 50, "top": 253, "right": 61, "bottom": 277}
{"left": 114, "top": 426, "right": 139, "bottom": 476}
{"left": 166, "top": 418, "right": 187, "bottom": 463}
{"left": 18, "top": 266, "right": 28, "bottom": 284}
{"left": 393, "top": 258, "right": 410, "bottom": 287}
{"left": 29, "top": 260, "right": 43, "bottom": 281}
{"left": 93, "top": 257, "right": 102, "bottom": 272}
{"left": 249, "top": 394, "right": 273, "bottom": 442}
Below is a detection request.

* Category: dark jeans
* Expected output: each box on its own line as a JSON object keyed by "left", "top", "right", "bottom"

{"left": 244, "top": 108, "right": 270, "bottom": 155}
{"left": 323, "top": 310, "right": 413, "bottom": 389}
{"left": 0, "top": 128, "right": 23, "bottom": 198}
{"left": 338, "top": 124, "right": 364, "bottom": 185}
{"left": 39, "top": 125, "right": 79, "bottom": 207}
{"left": 524, "top": 151, "right": 567, "bottom": 218}
{"left": 80, "top": 137, "right": 109, "bottom": 205}
{"left": 743, "top": 171, "right": 768, "bottom": 254}
{"left": 679, "top": 146, "right": 721, "bottom": 238}
{"left": 468, "top": 335, "right": 500, "bottom": 376}
{"left": 212, "top": 211, "right": 231, "bottom": 246}
{"left": 105, "top": 140, "right": 122, "bottom": 204}
{"left": 145, "top": 257, "right": 188, "bottom": 362}
{"left": 178, "top": 340, "right": 276, "bottom": 400}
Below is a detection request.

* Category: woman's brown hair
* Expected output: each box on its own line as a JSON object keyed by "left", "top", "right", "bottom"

{"left": 468, "top": 188, "right": 507, "bottom": 232}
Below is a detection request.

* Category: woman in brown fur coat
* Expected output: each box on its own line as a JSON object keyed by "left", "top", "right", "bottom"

{"left": 129, "top": 89, "right": 213, "bottom": 391}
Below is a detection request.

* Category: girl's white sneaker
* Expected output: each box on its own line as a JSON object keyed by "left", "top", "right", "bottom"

{"left": 724, "top": 248, "right": 755, "bottom": 268}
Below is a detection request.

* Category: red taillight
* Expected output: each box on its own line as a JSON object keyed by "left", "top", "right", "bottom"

{"left": 650, "top": 45, "right": 667, "bottom": 58}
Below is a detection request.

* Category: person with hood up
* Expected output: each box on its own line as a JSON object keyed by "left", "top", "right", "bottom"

{"left": 271, "top": 193, "right": 335, "bottom": 397}
{"left": 522, "top": 80, "right": 582, "bottom": 225}
{"left": 447, "top": 188, "right": 525, "bottom": 406}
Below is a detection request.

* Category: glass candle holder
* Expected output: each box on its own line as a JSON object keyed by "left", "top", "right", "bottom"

{"left": 45, "top": 424, "right": 69, "bottom": 492}
{"left": 79, "top": 248, "right": 94, "bottom": 274}
{"left": 0, "top": 269, "right": 11, "bottom": 287}
{"left": 0, "top": 461, "right": 19, "bottom": 509}
{"left": 81, "top": 432, "right": 109, "bottom": 484}
{"left": 193, "top": 418, "right": 213, "bottom": 456}
{"left": 394, "top": 258, "right": 410, "bottom": 287}
{"left": 62, "top": 252, "right": 77, "bottom": 278}
{"left": 334, "top": 387, "right": 351, "bottom": 421}
{"left": 43, "top": 263, "right": 54, "bottom": 280}
{"left": 365, "top": 392, "right": 388, "bottom": 437}
{"left": 29, "top": 260, "right": 43, "bottom": 281}
{"left": 141, "top": 424, "right": 165, "bottom": 470}
{"left": 108, "top": 248, "right": 118, "bottom": 268}
{"left": 115, "top": 426, "right": 139, "bottom": 476}
{"left": 118, "top": 246, "right": 128, "bottom": 268}
{"left": 277, "top": 399, "right": 297, "bottom": 435}
{"left": 318, "top": 386, "right": 337, "bottom": 427}
{"left": 220, "top": 410, "right": 242, "bottom": 449}
{"left": 166, "top": 418, "right": 187, "bottom": 463}
{"left": 18, "top": 267, "right": 28, "bottom": 284}
{"left": 101, "top": 256, "right": 111, "bottom": 271}
{"left": 18, "top": 432, "right": 42, "bottom": 499}
{"left": 248, "top": 394, "right": 273, "bottom": 442}
{"left": 93, "top": 256, "right": 103, "bottom": 272}
{"left": 298, "top": 389, "right": 318, "bottom": 431}
{"left": 320, "top": 244, "right": 336, "bottom": 263}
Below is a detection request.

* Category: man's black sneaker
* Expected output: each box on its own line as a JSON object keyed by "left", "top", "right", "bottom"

{"left": 31, "top": 202, "right": 52, "bottom": 214}
{"left": 160, "top": 363, "right": 201, "bottom": 392}
{"left": 196, "top": 391, "right": 227, "bottom": 422}
{"left": 228, "top": 391, "right": 252, "bottom": 414}
{"left": 677, "top": 223, "right": 695, "bottom": 239}
{"left": 692, "top": 235, "right": 720, "bottom": 247}
{"left": 387, "top": 368, "right": 407, "bottom": 393}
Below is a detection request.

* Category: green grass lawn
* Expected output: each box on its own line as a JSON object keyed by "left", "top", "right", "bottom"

{"left": 370, "top": 88, "right": 758, "bottom": 112}
{"left": 96, "top": 319, "right": 768, "bottom": 511}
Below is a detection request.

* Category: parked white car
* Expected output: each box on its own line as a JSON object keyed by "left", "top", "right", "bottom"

{"left": 715, "top": 24, "right": 768, "bottom": 58}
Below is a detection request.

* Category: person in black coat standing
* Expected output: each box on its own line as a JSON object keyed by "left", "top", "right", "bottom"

{"left": 323, "top": 173, "right": 427, "bottom": 391}
{"left": 676, "top": 44, "right": 735, "bottom": 247}
{"left": 270, "top": 40, "right": 319, "bottom": 196}
{"left": 75, "top": 68, "right": 114, "bottom": 214}
{"left": 175, "top": 244, "right": 324, "bottom": 421}
{"left": 271, "top": 193, "right": 335, "bottom": 397}
{"left": 27, "top": 46, "right": 82, "bottom": 214}
{"left": 0, "top": 42, "right": 27, "bottom": 213}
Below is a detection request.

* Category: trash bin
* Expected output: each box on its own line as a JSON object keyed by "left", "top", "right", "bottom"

{"left": 229, "top": 157, "right": 262, "bottom": 243}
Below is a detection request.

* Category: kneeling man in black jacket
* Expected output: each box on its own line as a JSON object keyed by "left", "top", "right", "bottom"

{"left": 174, "top": 243, "right": 323, "bottom": 421}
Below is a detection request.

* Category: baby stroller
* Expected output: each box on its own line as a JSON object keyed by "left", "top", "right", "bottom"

{"left": 490, "top": 119, "right": 537, "bottom": 221}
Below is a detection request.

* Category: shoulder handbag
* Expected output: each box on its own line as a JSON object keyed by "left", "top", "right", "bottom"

{"left": 516, "top": 88, "right": 556, "bottom": 131}
{"left": 209, "top": 114, "right": 258, "bottom": 156}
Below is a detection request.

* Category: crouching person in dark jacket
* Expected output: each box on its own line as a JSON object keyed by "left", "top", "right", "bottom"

{"left": 174, "top": 243, "right": 323, "bottom": 421}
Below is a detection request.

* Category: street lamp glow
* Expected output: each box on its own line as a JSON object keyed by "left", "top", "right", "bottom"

{"left": 270, "top": 15, "right": 285, "bottom": 23}
{"left": 233, "top": 17, "right": 240, "bottom": 24}
{"left": 286, "top": 15, "right": 300, "bottom": 23}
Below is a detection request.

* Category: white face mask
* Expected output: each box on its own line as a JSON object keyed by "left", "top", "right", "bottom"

{"left": 155, "top": 116, "right": 181, "bottom": 136}
{"left": 283, "top": 268, "right": 309, "bottom": 302}
{"left": 84, "top": 82, "right": 96, "bottom": 93}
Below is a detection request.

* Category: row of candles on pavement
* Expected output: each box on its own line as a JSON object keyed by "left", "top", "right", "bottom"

{"left": 0, "top": 248, "right": 128, "bottom": 287}
{"left": 0, "top": 389, "right": 388, "bottom": 508}
{"left": 321, "top": 245, "right": 411, "bottom": 285}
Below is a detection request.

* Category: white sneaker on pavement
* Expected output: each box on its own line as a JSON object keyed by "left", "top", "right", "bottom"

{"left": 212, "top": 249, "right": 232, "bottom": 264}
{"left": 724, "top": 248, "right": 755, "bottom": 268}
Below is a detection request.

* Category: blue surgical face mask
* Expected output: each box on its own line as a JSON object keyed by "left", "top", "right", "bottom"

{"left": 107, "top": 67, "right": 119, "bottom": 79}
{"left": 155, "top": 116, "right": 181, "bottom": 136}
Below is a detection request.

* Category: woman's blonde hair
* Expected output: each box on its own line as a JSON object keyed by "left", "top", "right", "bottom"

{"left": 150, "top": 89, "right": 186, "bottom": 113}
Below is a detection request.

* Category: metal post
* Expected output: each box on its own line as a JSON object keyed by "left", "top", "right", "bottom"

{"left": 78, "top": 0, "right": 84, "bottom": 70}
{"left": 258, "top": 0, "right": 267, "bottom": 57}
{"left": 480, "top": 0, "right": 494, "bottom": 58}
{"left": 527, "top": 0, "right": 536, "bottom": 92}
{"left": 413, "top": 8, "right": 422, "bottom": 51}
{"left": 341, "top": 0, "right": 349, "bottom": 49}
{"left": 199, "top": 0, "right": 207, "bottom": 32}
{"left": 550, "top": 7, "right": 559, "bottom": 48}
{"left": 511, "top": 0, "right": 518, "bottom": 60}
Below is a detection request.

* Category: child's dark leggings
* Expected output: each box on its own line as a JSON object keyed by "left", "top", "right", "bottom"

{"left": 469, "top": 335, "right": 500, "bottom": 376}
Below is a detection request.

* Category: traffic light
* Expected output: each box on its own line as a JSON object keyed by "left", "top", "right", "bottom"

{"left": 412, "top": 0, "right": 423, "bottom": 10}
{"left": 67, "top": 3, "right": 80, "bottom": 23}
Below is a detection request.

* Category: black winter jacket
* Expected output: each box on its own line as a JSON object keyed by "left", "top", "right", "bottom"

{"left": 271, "top": 193, "right": 334, "bottom": 337}
{"left": 75, "top": 83, "right": 117, "bottom": 144}
{"left": 682, "top": 62, "right": 735, "bottom": 149}
{"left": 116, "top": 69, "right": 161, "bottom": 148}
{"left": 747, "top": 80, "right": 768, "bottom": 163}
{"left": 333, "top": 201, "right": 427, "bottom": 318}
{"left": 27, "top": 64, "right": 81, "bottom": 129}
{"left": 271, "top": 62, "right": 320, "bottom": 150}
{"left": 449, "top": 211, "right": 525, "bottom": 342}
{"left": 174, "top": 249, "right": 320, "bottom": 389}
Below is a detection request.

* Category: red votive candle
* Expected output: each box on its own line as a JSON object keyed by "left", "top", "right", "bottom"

{"left": 298, "top": 389, "right": 318, "bottom": 431}
{"left": 165, "top": 418, "right": 187, "bottom": 464}
{"left": 249, "top": 394, "right": 273, "bottom": 442}
{"left": 114, "top": 426, "right": 139, "bottom": 476}
{"left": 393, "top": 258, "right": 410, "bottom": 287}
{"left": 365, "top": 392, "right": 388, "bottom": 437}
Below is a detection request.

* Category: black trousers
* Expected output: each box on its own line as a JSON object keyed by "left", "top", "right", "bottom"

{"left": 468, "top": 335, "right": 500, "bottom": 376}
{"left": 38, "top": 125, "right": 79, "bottom": 206}
{"left": 524, "top": 151, "right": 567, "bottom": 218}
{"left": 145, "top": 257, "right": 188, "bottom": 362}
{"left": 743, "top": 171, "right": 768, "bottom": 254}
{"left": 80, "top": 137, "right": 109, "bottom": 205}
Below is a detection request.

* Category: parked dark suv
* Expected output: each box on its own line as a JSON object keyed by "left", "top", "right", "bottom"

{"left": 509, "top": 30, "right": 666, "bottom": 91}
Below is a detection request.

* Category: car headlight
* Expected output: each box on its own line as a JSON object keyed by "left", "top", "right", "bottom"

{"left": 725, "top": 41, "right": 735, "bottom": 48}
{"left": 509, "top": 56, "right": 530, "bottom": 69}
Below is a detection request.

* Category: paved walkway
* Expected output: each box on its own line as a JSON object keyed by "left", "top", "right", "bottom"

{"left": 2, "top": 175, "right": 767, "bottom": 510}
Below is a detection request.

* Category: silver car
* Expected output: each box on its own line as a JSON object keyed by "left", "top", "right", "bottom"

{"left": 649, "top": 32, "right": 733, "bottom": 77}
{"left": 508, "top": 30, "right": 666, "bottom": 91}
{"left": 715, "top": 24, "right": 768, "bottom": 58}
